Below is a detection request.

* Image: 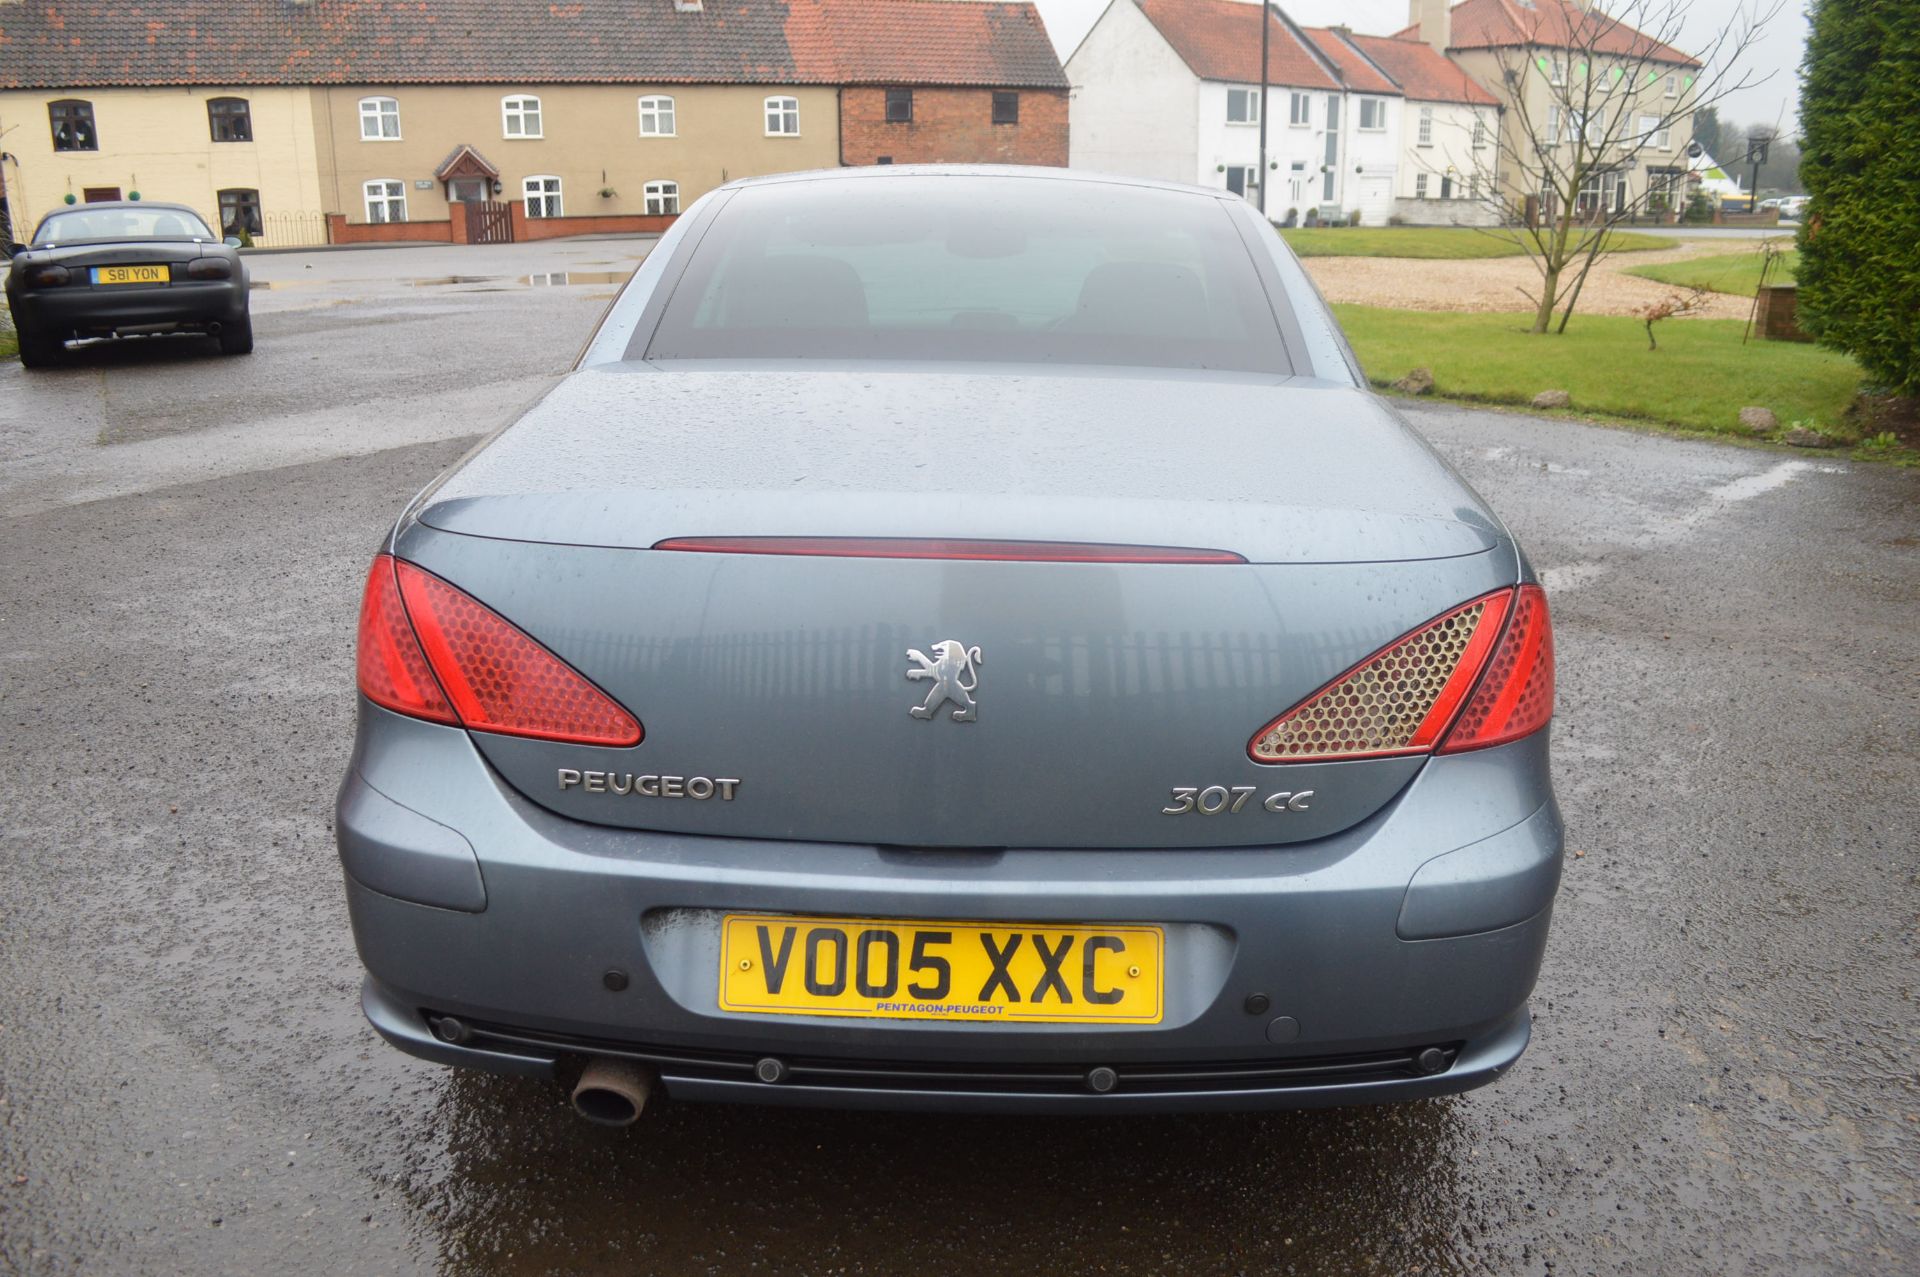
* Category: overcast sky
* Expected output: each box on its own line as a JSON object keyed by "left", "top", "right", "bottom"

{"left": 1033, "top": 0, "right": 1809, "bottom": 132}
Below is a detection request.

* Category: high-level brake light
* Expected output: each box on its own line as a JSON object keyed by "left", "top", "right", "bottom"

{"left": 653, "top": 537, "right": 1247, "bottom": 564}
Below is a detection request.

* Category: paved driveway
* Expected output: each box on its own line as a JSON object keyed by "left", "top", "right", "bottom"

{"left": 1, "top": 242, "right": 1914, "bottom": 1276}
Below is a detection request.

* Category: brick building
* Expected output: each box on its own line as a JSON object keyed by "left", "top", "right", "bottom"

{"left": 788, "top": 0, "right": 1068, "bottom": 167}
{"left": 0, "top": 0, "right": 1067, "bottom": 249}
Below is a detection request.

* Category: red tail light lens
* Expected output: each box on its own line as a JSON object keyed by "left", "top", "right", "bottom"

{"left": 354, "top": 554, "right": 642, "bottom": 746}
{"left": 26, "top": 264, "right": 71, "bottom": 288}
{"left": 356, "top": 555, "right": 457, "bottom": 726}
{"left": 185, "top": 257, "right": 232, "bottom": 280}
{"left": 1438, "top": 584, "right": 1553, "bottom": 753}
{"left": 1248, "top": 589, "right": 1517, "bottom": 763}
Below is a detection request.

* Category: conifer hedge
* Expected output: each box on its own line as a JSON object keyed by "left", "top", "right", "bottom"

{"left": 1796, "top": 0, "right": 1920, "bottom": 392}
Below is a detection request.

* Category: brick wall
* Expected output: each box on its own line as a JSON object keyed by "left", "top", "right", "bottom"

{"left": 841, "top": 87, "right": 1068, "bottom": 167}
{"left": 509, "top": 205, "right": 678, "bottom": 242}
{"left": 326, "top": 214, "right": 451, "bottom": 245}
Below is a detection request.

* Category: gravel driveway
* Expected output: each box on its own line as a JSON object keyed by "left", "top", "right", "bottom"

{"left": 1303, "top": 240, "right": 1757, "bottom": 319}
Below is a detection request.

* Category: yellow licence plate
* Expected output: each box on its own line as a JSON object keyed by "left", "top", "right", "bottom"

{"left": 718, "top": 913, "right": 1164, "bottom": 1024}
{"left": 92, "top": 264, "right": 170, "bottom": 285}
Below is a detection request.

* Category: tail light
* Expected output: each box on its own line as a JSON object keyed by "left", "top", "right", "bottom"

{"left": 1437, "top": 585, "right": 1554, "bottom": 753}
{"left": 185, "top": 257, "right": 232, "bottom": 280}
{"left": 26, "top": 264, "right": 71, "bottom": 288}
{"left": 354, "top": 554, "right": 642, "bottom": 746}
{"left": 1248, "top": 585, "right": 1552, "bottom": 763}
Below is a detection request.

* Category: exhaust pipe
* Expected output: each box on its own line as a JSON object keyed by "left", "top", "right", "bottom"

{"left": 207, "top": 321, "right": 222, "bottom": 334}
{"left": 571, "top": 1057, "right": 655, "bottom": 1126}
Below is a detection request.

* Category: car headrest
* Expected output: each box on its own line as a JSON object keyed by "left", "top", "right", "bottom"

{"left": 722, "top": 254, "right": 869, "bottom": 329}
{"left": 152, "top": 214, "right": 189, "bottom": 236}
{"left": 1066, "top": 261, "right": 1211, "bottom": 338}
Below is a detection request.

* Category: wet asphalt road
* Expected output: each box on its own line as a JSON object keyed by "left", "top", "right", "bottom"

{"left": 1, "top": 242, "right": 1916, "bottom": 1275}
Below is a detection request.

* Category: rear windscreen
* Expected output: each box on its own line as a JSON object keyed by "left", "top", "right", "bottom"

{"left": 35, "top": 208, "right": 216, "bottom": 245}
{"left": 640, "top": 176, "right": 1293, "bottom": 374}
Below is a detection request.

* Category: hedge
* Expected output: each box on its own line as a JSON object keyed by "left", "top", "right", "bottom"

{"left": 1796, "top": 0, "right": 1920, "bottom": 393}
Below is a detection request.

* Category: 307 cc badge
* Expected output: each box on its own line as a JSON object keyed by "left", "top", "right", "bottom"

{"left": 1162, "top": 786, "right": 1314, "bottom": 815}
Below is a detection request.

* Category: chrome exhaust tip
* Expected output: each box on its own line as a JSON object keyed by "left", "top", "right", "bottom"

{"left": 570, "top": 1057, "right": 655, "bottom": 1127}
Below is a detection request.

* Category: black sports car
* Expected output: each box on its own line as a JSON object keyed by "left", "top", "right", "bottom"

{"left": 5, "top": 200, "right": 252, "bottom": 367}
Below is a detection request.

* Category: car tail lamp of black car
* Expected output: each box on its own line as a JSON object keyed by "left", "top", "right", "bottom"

{"left": 184, "top": 257, "right": 233, "bottom": 280}
{"left": 1248, "top": 585, "right": 1553, "bottom": 763}
{"left": 355, "top": 554, "right": 642, "bottom": 746}
{"left": 24, "top": 263, "right": 71, "bottom": 288}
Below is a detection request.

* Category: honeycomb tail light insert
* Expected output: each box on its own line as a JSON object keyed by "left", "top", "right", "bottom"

{"left": 1248, "top": 588, "right": 1541, "bottom": 763}
{"left": 354, "top": 554, "right": 642, "bottom": 747}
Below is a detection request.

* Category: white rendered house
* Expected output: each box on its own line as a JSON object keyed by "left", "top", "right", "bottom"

{"left": 1070, "top": 0, "right": 1506, "bottom": 225}
{"left": 1069, "top": 0, "right": 1403, "bottom": 224}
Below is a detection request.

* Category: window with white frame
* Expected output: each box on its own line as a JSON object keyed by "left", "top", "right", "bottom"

{"left": 1549, "top": 57, "right": 1566, "bottom": 86}
{"left": 1414, "top": 172, "right": 1428, "bottom": 198}
{"left": 643, "top": 180, "right": 679, "bottom": 215}
{"left": 1289, "top": 92, "right": 1309, "bottom": 126}
{"left": 358, "top": 96, "right": 400, "bottom": 140}
{"left": 1664, "top": 73, "right": 1679, "bottom": 98}
{"left": 1223, "top": 165, "right": 1259, "bottom": 200}
{"left": 765, "top": 96, "right": 800, "bottom": 135}
{"left": 1358, "top": 98, "right": 1386, "bottom": 131}
{"left": 1472, "top": 114, "right": 1488, "bottom": 149}
{"left": 502, "top": 95, "right": 542, "bottom": 138}
{"left": 363, "top": 179, "right": 406, "bottom": 223}
{"left": 639, "top": 95, "right": 676, "bottom": 136}
{"left": 1639, "top": 114, "right": 1672, "bottom": 150}
{"left": 1226, "top": 88, "right": 1260, "bottom": 125}
{"left": 523, "top": 174, "right": 562, "bottom": 218}
{"left": 1584, "top": 112, "right": 1605, "bottom": 145}
{"left": 1417, "top": 106, "right": 1433, "bottom": 146}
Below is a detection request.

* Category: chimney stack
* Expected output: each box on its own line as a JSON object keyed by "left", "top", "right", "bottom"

{"left": 1409, "top": 0, "right": 1451, "bottom": 53}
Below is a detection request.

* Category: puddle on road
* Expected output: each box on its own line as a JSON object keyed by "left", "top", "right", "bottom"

{"left": 524, "top": 271, "right": 629, "bottom": 286}
{"left": 395, "top": 271, "right": 630, "bottom": 288}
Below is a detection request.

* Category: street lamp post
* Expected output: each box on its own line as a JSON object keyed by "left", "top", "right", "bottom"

{"left": 1256, "top": 1, "right": 1270, "bottom": 216}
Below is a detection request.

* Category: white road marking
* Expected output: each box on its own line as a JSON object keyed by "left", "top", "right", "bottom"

{"left": 1547, "top": 460, "right": 1838, "bottom": 593}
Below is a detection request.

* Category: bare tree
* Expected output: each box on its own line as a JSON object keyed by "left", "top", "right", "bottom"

{"left": 1425, "top": 0, "right": 1783, "bottom": 335}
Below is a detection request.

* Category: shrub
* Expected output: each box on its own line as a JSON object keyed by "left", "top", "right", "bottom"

{"left": 1797, "top": 0, "right": 1920, "bottom": 393}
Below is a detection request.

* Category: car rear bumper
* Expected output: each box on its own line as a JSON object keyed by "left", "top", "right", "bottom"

{"left": 9, "top": 279, "right": 246, "bottom": 334}
{"left": 359, "top": 972, "right": 1534, "bottom": 1112}
{"left": 338, "top": 704, "right": 1563, "bottom": 1113}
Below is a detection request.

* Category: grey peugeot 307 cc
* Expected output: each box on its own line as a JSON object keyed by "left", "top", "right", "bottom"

{"left": 339, "top": 167, "right": 1561, "bottom": 1124}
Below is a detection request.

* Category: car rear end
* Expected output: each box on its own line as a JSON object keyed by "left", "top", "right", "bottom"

{"left": 335, "top": 170, "right": 1562, "bottom": 1115}
{"left": 6, "top": 204, "right": 248, "bottom": 357}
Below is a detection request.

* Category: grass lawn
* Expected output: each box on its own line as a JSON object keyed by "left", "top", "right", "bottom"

{"left": 1626, "top": 247, "right": 1799, "bottom": 297}
{"left": 1334, "top": 304, "right": 1862, "bottom": 437}
{"left": 1280, "top": 226, "right": 1677, "bottom": 259}
{"left": 0, "top": 328, "right": 15, "bottom": 362}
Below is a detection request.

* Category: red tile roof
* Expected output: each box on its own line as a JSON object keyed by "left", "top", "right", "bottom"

{"left": 1135, "top": 0, "right": 1339, "bottom": 90}
{"left": 1303, "top": 27, "right": 1400, "bottom": 95}
{"left": 1346, "top": 33, "right": 1500, "bottom": 105}
{"left": 786, "top": 0, "right": 1066, "bottom": 87}
{"left": 0, "top": 0, "right": 1065, "bottom": 90}
{"left": 1397, "top": 0, "right": 1700, "bottom": 67}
